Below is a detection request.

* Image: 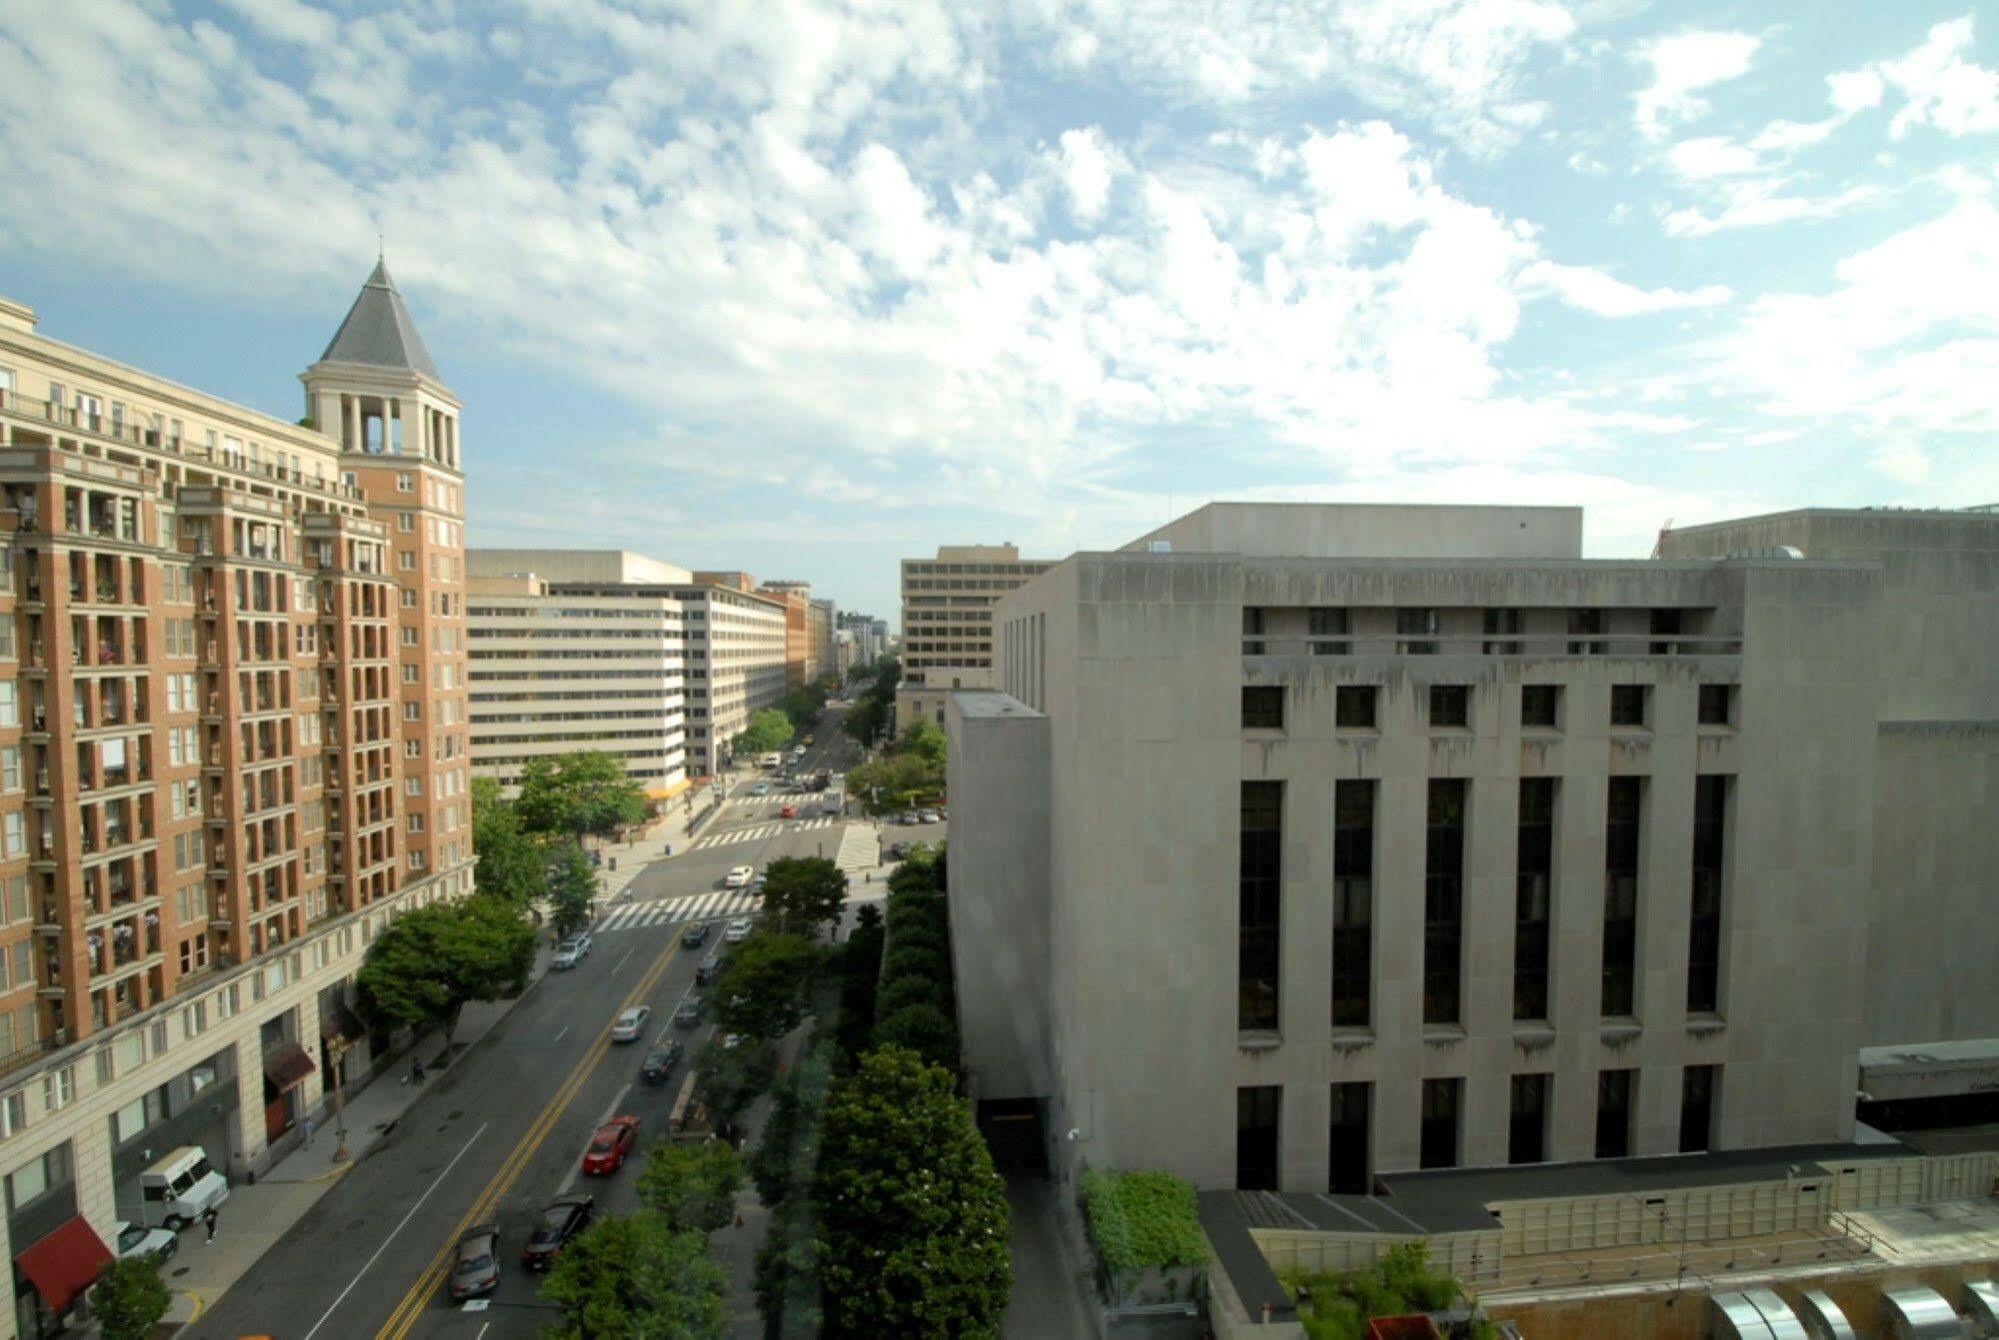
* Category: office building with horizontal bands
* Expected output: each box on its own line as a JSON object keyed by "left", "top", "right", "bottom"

{"left": 897, "top": 543, "right": 1053, "bottom": 730}
{"left": 467, "top": 550, "right": 788, "bottom": 781}
{"left": 947, "top": 500, "right": 1999, "bottom": 1199}
{"left": 0, "top": 267, "right": 472, "bottom": 1336}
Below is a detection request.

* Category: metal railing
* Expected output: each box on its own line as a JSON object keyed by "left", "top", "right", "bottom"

{"left": 1244, "top": 633, "right": 1744, "bottom": 657}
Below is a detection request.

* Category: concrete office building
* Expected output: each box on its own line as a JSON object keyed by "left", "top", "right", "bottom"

{"left": 758, "top": 582, "right": 811, "bottom": 689}
{"left": 898, "top": 543, "right": 1052, "bottom": 729}
{"left": 674, "top": 581, "right": 787, "bottom": 775}
{"left": 945, "top": 500, "right": 1956, "bottom": 1198}
{"left": 465, "top": 551, "right": 690, "bottom": 798}
{"left": 810, "top": 597, "right": 836, "bottom": 684}
{"left": 0, "top": 267, "right": 472, "bottom": 1336}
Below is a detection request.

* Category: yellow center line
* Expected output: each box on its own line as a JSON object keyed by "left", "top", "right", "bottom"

{"left": 373, "top": 938, "right": 682, "bottom": 1339}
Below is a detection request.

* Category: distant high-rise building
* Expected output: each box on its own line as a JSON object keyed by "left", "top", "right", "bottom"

{"left": 897, "top": 544, "right": 1051, "bottom": 729}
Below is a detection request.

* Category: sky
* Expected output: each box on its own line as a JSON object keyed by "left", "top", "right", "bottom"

{"left": 2, "top": 2, "right": 1996, "bottom": 628}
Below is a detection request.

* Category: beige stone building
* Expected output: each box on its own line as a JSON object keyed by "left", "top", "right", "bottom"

{"left": 897, "top": 543, "right": 1052, "bottom": 730}
{"left": 947, "top": 500, "right": 1999, "bottom": 1201}
{"left": 0, "top": 267, "right": 470, "bottom": 1336}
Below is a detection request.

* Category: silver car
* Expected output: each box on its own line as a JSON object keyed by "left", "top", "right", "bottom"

{"left": 450, "top": 1222, "right": 500, "bottom": 1299}
{"left": 610, "top": 1006, "right": 650, "bottom": 1042}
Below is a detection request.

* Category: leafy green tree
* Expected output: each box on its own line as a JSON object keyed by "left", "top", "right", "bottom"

{"left": 540, "top": 1211, "right": 727, "bottom": 1340}
{"left": 637, "top": 1138, "right": 744, "bottom": 1234}
{"left": 759, "top": 856, "right": 848, "bottom": 938}
{"left": 355, "top": 896, "right": 536, "bottom": 1050}
{"left": 873, "top": 1002, "right": 959, "bottom": 1071}
{"left": 515, "top": 751, "right": 648, "bottom": 841}
{"left": 848, "top": 752, "right": 941, "bottom": 814}
{"left": 547, "top": 842, "right": 599, "bottom": 941}
{"left": 470, "top": 776, "right": 543, "bottom": 904}
{"left": 896, "top": 718, "right": 947, "bottom": 768}
{"left": 875, "top": 972, "right": 943, "bottom": 1022}
{"left": 89, "top": 1255, "right": 170, "bottom": 1340}
{"left": 882, "top": 945, "right": 946, "bottom": 987}
{"left": 832, "top": 910, "right": 886, "bottom": 1069}
{"left": 712, "top": 932, "right": 820, "bottom": 1042}
{"left": 694, "top": 1035, "right": 777, "bottom": 1132}
{"left": 816, "top": 1047, "right": 1012, "bottom": 1337}
{"left": 731, "top": 707, "right": 795, "bottom": 758}
{"left": 755, "top": 1196, "right": 823, "bottom": 1336}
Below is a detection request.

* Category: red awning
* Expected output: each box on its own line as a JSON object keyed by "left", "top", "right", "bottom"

{"left": 263, "top": 1041, "right": 317, "bottom": 1090}
{"left": 15, "top": 1216, "right": 113, "bottom": 1314}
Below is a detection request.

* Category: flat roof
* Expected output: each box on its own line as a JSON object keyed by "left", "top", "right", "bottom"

{"left": 949, "top": 691, "right": 1043, "bottom": 720}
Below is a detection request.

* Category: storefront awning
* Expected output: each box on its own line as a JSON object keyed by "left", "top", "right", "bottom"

{"left": 263, "top": 1040, "right": 317, "bottom": 1090}
{"left": 318, "top": 1003, "right": 367, "bottom": 1044}
{"left": 15, "top": 1216, "right": 113, "bottom": 1314}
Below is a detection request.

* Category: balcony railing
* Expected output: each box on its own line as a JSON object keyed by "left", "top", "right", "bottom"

{"left": 1242, "top": 633, "right": 1744, "bottom": 657}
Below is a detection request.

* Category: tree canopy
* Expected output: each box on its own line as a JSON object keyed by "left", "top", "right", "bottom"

{"left": 638, "top": 1137, "right": 745, "bottom": 1235}
{"left": 355, "top": 896, "right": 536, "bottom": 1047}
{"left": 471, "top": 776, "right": 543, "bottom": 904}
{"left": 694, "top": 1035, "right": 777, "bottom": 1130}
{"left": 712, "top": 932, "right": 821, "bottom": 1042}
{"left": 816, "top": 1046, "right": 1012, "bottom": 1337}
{"left": 90, "top": 1256, "right": 170, "bottom": 1340}
{"left": 895, "top": 718, "right": 947, "bottom": 768}
{"left": 515, "top": 751, "right": 649, "bottom": 840}
{"left": 732, "top": 707, "right": 796, "bottom": 758}
{"left": 759, "top": 856, "right": 848, "bottom": 938}
{"left": 547, "top": 842, "right": 599, "bottom": 941}
{"left": 540, "top": 1211, "right": 727, "bottom": 1340}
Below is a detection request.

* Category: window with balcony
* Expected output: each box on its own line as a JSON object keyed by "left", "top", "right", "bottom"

{"left": 1482, "top": 608, "right": 1520, "bottom": 654}
{"left": 1568, "top": 608, "right": 1605, "bottom": 655}
{"left": 1397, "top": 607, "right": 1439, "bottom": 655}
{"left": 1308, "top": 607, "right": 1347, "bottom": 655}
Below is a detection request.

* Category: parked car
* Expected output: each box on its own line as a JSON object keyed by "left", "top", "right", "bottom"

{"left": 673, "top": 998, "right": 704, "bottom": 1028}
{"left": 520, "top": 1196, "right": 594, "bottom": 1271}
{"left": 609, "top": 1006, "right": 650, "bottom": 1042}
{"left": 641, "top": 1040, "right": 685, "bottom": 1085}
{"left": 680, "top": 922, "right": 709, "bottom": 948}
{"left": 724, "top": 917, "right": 753, "bottom": 944}
{"left": 779, "top": 804, "right": 798, "bottom": 819}
{"left": 552, "top": 933, "right": 592, "bottom": 970}
{"left": 898, "top": 811, "right": 919, "bottom": 825}
{"left": 749, "top": 782, "right": 770, "bottom": 797}
{"left": 802, "top": 734, "right": 815, "bottom": 746}
{"left": 695, "top": 951, "right": 722, "bottom": 985}
{"left": 918, "top": 810, "right": 941, "bottom": 824}
{"left": 724, "top": 865, "right": 754, "bottom": 889}
{"left": 886, "top": 842, "right": 910, "bottom": 861}
{"left": 720, "top": 1033, "right": 744, "bottom": 1051}
{"left": 450, "top": 1223, "right": 501, "bottom": 1299}
{"left": 115, "top": 1221, "right": 177, "bottom": 1265}
{"left": 580, "top": 1116, "right": 642, "bottom": 1175}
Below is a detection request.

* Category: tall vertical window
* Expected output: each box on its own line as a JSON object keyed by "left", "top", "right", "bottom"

{"left": 1514, "top": 778, "right": 1555, "bottom": 1022}
{"left": 1242, "top": 607, "right": 1266, "bottom": 655}
{"left": 1397, "top": 607, "right": 1439, "bottom": 655}
{"left": 1596, "top": 1069, "right": 1634, "bottom": 1159}
{"left": 1420, "top": 1078, "right": 1460, "bottom": 1169}
{"left": 1328, "top": 1082, "right": 1370, "bottom": 1194}
{"left": 1509, "top": 1074, "right": 1549, "bottom": 1164}
{"left": 1424, "top": 779, "right": 1467, "bottom": 1026}
{"left": 1482, "top": 608, "right": 1520, "bottom": 654}
{"left": 1568, "top": 608, "right": 1605, "bottom": 655}
{"left": 1688, "top": 775, "right": 1729, "bottom": 1014}
{"left": 1239, "top": 782, "right": 1283, "bottom": 1032}
{"left": 1332, "top": 781, "right": 1374, "bottom": 1028}
{"left": 1236, "top": 1085, "right": 1281, "bottom": 1190}
{"left": 1309, "top": 607, "right": 1348, "bottom": 655}
{"left": 1602, "top": 776, "right": 1643, "bottom": 1017}
{"left": 1679, "top": 1065, "right": 1717, "bottom": 1153}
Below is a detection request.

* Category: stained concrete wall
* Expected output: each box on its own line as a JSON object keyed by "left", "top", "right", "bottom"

{"left": 1123, "top": 503, "right": 1584, "bottom": 561}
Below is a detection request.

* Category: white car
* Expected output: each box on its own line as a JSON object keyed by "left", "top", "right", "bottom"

{"left": 724, "top": 917, "right": 753, "bottom": 943}
{"left": 723, "top": 866, "right": 754, "bottom": 889}
{"left": 552, "top": 933, "right": 592, "bottom": 969}
{"left": 609, "top": 1006, "right": 650, "bottom": 1043}
{"left": 116, "top": 1220, "right": 178, "bottom": 1263}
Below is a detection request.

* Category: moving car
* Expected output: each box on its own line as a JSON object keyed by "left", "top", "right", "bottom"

{"left": 695, "top": 951, "right": 722, "bottom": 985}
{"left": 609, "top": 1006, "right": 650, "bottom": 1042}
{"left": 520, "top": 1196, "right": 594, "bottom": 1272}
{"left": 680, "top": 922, "right": 709, "bottom": 948}
{"left": 673, "top": 998, "right": 704, "bottom": 1028}
{"left": 779, "top": 804, "right": 797, "bottom": 819}
{"left": 641, "top": 1039, "right": 685, "bottom": 1084}
{"left": 724, "top": 865, "right": 754, "bottom": 889}
{"left": 115, "top": 1221, "right": 177, "bottom": 1264}
{"left": 551, "top": 933, "right": 593, "bottom": 970}
{"left": 581, "top": 1115, "right": 642, "bottom": 1174}
{"left": 724, "top": 917, "right": 753, "bottom": 943}
{"left": 802, "top": 734, "right": 815, "bottom": 746}
{"left": 898, "top": 811, "right": 919, "bottom": 825}
{"left": 450, "top": 1223, "right": 501, "bottom": 1299}
{"left": 749, "top": 782, "right": 770, "bottom": 796}
{"left": 918, "top": 810, "right": 941, "bottom": 824}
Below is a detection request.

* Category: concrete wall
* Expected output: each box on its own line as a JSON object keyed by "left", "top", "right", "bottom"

{"left": 1123, "top": 503, "right": 1584, "bottom": 561}
{"left": 468, "top": 548, "right": 691, "bottom": 585}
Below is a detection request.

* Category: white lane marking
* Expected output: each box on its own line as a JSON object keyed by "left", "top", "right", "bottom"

{"left": 552, "top": 1025, "right": 569, "bottom": 1045}
{"left": 300, "top": 1121, "right": 490, "bottom": 1340}
{"left": 611, "top": 945, "right": 636, "bottom": 976}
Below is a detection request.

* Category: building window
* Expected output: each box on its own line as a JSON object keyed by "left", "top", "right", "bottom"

{"left": 1236, "top": 1085, "right": 1281, "bottom": 1190}
{"left": 1515, "top": 778, "right": 1555, "bottom": 1022}
{"left": 1521, "top": 685, "right": 1561, "bottom": 729}
{"left": 1698, "top": 684, "right": 1734, "bottom": 726}
{"left": 1335, "top": 686, "right": 1377, "bottom": 730}
{"left": 1329, "top": 1082, "right": 1370, "bottom": 1194}
{"left": 1509, "top": 1074, "right": 1550, "bottom": 1164}
{"left": 1649, "top": 608, "right": 1682, "bottom": 654}
{"left": 1308, "top": 607, "right": 1347, "bottom": 655}
{"left": 1332, "top": 781, "right": 1373, "bottom": 1029}
{"left": 1679, "top": 1065, "right": 1718, "bottom": 1153}
{"left": 1429, "top": 685, "right": 1470, "bottom": 729}
{"left": 1397, "top": 607, "right": 1439, "bottom": 655}
{"left": 1420, "top": 1078, "right": 1460, "bottom": 1169}
{"left": 1596, "top": 1069, "right": 1634, "bottom": 1159}
{"left": 1568, "top": 608, "right": 1605, "bottom": 655}
{"left": 396, "top": 472, "right": 414, "bottom": 492}
{"left": 1239, "top": 782, "right": 1283, "bottom": 1033}
{"left": 1603, "top": 776, "right": 1643, "bottom": 1016}
{"left": 1688, "top": 775, "right": 1730, "bottom": 1014}
{"left": 1241, "top": 686, "right": 1284, "bottom": 730}
{"left": 1610, "top": 684, "right": 1650, "bottom": 728}
{"left": 1482, "top": 608, "right": 1520, "bottom": 654}
{"left": 1424, "top": 779, "right": 1467, "bottom": 1027}
{"left": 1242, "top": 607, "right": 1266, "bottom": 655}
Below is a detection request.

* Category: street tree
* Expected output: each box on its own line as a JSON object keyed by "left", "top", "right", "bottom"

{"left": 758, "top": 856, "right": 847, "bottom": 938}
{"left": 471, "top": 777, "right": 543, "bottom": 905}
{"left": 547, "top": 842, "right": 599, "bottom": 941}
{"left": 637, "top": 1137, "right": 744, "bottom": 1234}
{"left": 90, "top": 1256, "right": 170, "bottom": 1340}
{"left": 731, "top": 707, "right": 795, "bottom": 757}
{"left": 515, "top": 751, "right": 648, "bottom": 842}
{"left": 847, "top": 752, "right": 939, "bottom": 814}
{"left": 711, "top": 932, "right": 820, "bottom": 1042}
{"left": 873, "top": 1002, "right": 959, "bottom": 1072}
{"left": 355, "top": 896, "right": 536, "bottom": 1051}
{"left": 895, "top": 718, "right": 947, "bottom": 768}
{"left": 816, "top": 1046, "right": 1012, "bottom": 1337}
{"left": 694, "top": 1035, "right": 777, "bottom": 1135}
{"left": 540, "top": 1211, "right": 727, "bottom": 1340}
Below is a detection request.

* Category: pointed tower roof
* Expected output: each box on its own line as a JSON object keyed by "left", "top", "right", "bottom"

{"left": 318, "top": 259, "right": 445, "bottom": 383}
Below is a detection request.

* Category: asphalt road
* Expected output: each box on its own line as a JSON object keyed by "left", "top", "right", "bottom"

{"left": 188, "top": 711, "right": 884, "bottom": 1340}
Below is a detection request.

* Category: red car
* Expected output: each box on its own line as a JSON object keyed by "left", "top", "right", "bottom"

{"left": 580, "top": 1115, "right": 641, "bottom": 1175}
{"left": 779, "top": 804, "right": 797, "bottom": 819}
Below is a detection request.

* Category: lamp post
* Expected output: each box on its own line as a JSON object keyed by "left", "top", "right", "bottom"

{"left": 327, "top": 1035, "right": 353, "bottom": 1163}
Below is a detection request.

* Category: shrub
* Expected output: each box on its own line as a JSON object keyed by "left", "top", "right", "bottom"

{"left": 1287, "top": 1242, "right": 1469, "bottom": 1340}
{"left": 874, "top": 972, "right": 943, "bottom": 1021}
{"left": 1079, "top": 1169, "right": 1209, "bottom": 1280}
{"left": 872, "top": 1002, "right": 958, "bottom": 1070}
{"left": 882, "top": 945, "right": 945, "bottom": 985}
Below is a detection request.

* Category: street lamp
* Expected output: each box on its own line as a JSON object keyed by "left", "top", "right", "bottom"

{"left": 327, "top": 1035, "right": 354, "bottom": 1163}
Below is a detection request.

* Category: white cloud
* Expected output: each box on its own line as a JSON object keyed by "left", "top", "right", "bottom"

{"left": 1662, "top": 182, "right": 1881, "bottom": 237}
{"left": 1055, "top": 127, "right": 1120, "bottom": 224}
{"left": 1869, "top": 441, "right": 1932, "bottom": 487}
{"left": 1665, "top": 136, "right": 1761, "bottom": 179}
{"left": 1877, "top": 16, "right": 1999, "bottom": 138}
{"left": 1634, "top": 30, "right": 1759, "bottom": 139}
{"left": 1519, "top": 260, "right": 1731, "bottom": 316}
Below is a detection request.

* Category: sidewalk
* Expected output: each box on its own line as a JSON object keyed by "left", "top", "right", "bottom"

{"left": 156, "top": 945, "right": 552, "bottom": 1332}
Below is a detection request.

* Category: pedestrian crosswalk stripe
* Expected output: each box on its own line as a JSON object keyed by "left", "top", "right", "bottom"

{"left": 688, "top": 817, "right": 836, "bottom": 850}
{"left": 834, "top": 824, "right": 878, "bottom": 874}
{"left": 596, "top": 889, "right": 761, "bottom": 933}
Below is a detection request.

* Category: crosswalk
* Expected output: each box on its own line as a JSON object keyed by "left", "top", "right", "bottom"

{"left": 597, "top": 890, "right": 760, "bottom": 933}
{"left": 833, "top": 824, "right": 879, "bottom": 876}
{"left": 689, "top": 817, "right": 839, "bottom": 850}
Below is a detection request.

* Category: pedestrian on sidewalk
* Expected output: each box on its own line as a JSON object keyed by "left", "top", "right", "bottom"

{"left": 302, "top": 1114, "right": 316, "bottom": 1147}
{"left": 202, "top": 1206, "right": 219, "bottom": 1244}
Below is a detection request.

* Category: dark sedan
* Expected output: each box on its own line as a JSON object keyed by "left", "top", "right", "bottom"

{"left": 520, "top": 1196, "right": 594, "bottom": 1272}
{"left": 640, "top": 1040, "right": 684, "bottom": 1085}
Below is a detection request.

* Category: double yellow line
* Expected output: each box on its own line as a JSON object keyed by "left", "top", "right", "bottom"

{"left": 373, "top": 940, "right": 683, "bottom": 1339}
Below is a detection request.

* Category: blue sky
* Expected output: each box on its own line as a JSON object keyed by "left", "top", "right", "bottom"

{"left": 2, "top": 1, "right": 1996, "bottom": 627}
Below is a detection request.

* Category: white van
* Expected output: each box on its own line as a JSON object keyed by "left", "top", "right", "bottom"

{"left": 758, "top": 753, "right": 782, "bottom": 771}
{"left": 139, "top": 1146, "right": 230, "bottom": 1230}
